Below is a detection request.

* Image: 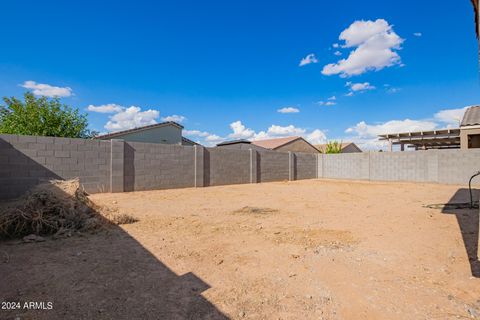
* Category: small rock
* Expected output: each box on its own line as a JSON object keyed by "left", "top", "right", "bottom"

{"left": 217, "top": 259, "right": 224, "bottom": 265}
{"left": 467, "top": 306, "right": 480, "bottom": 319}
{"left": 239, "top": 311, "right": 246, "bottom": 318}
{"left": 23, "top": 234, "right": 45, "bottom": 243}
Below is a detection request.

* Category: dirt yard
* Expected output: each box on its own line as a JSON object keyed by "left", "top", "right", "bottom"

{"left": 1, "top": 179, "right": 480, "bottom": 319}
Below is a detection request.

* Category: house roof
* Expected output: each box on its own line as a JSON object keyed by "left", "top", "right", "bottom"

{"left": 95, "top": 121, "right": 184, "bottom": 140}
{"left": 182, "top": 136, "right": 200, "bottom": 146}
{"left": 315, "top": 142, "right": 361, "bottom": 153}
{"left": 251, "top": 136, "right": 306, "bottom": 150}
{"left": 461, "top": 105, "right": 480, "bottom": 127}
{"left": 216, "top": 139, "right": 251, "bottom": 146}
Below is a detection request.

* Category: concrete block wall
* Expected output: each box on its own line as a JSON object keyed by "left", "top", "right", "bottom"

{"left": 369, "top": 151, "right": 435, "bottom": 182}
{"left": 257, "top": 150, "right": 290, "bottom": 182}
{"left": 323, "top": 153, "right": 370, "bottom": 180}
{"left": 322, "top": 150, "right": 480, "bottom": 185}
{"left": 125, "top": 141, "right": 196, "bottom": 191}
{"left": 0, "top": 134, "right": 110, "bottom": 199}
{"left": 437, "top": 149, "right": 480, "bottom": 184}
{"left": 2, "top": 133, "right": 480, "bottom": 200}
{"left": 295, "top": 153, "right": 318, "bottom": 180}
{"left": 205, "top": 148, "right": 251, "bottom": 186}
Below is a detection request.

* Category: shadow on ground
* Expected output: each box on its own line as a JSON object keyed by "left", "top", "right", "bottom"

{"left": 0, "top": 183, "right": 228, "bottom": 320}
{"left": 442, "top": 188, "right": 480, "bottom": 278}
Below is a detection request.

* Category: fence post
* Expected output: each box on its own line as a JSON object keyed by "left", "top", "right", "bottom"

{"left": 110, "top": 139, "right": 125, "bottom": 193}
{"left": 288, "top": 152, "right": 295, "bottom": 181}
{"left": 316, "top": 153, "right": 320, "bottom": 178}
{"left": 194, "top": 145, "right": 205, "bottom": 187}
{"left": 250, "top": 149, "right": 258, "bottom": 183}
{"left": 322, "top": 153, "right": 326, "bottom": 178}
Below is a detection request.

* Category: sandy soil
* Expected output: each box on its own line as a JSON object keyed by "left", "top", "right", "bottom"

{"left": 1, "top": 179, "right": 480, "bottom": 319}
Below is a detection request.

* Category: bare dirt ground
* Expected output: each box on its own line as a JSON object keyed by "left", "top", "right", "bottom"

{"left": 1, "top": 179, "right": 480, "bottom": 319}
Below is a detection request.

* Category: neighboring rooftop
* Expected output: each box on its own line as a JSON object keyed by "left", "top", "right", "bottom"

{"left": 251, "top": 136, "right": 301, "bottom": 149}
{"left": 460, "top": 105, "right": 480, "bottom": 127}
{"left": 95, "top": 121, "right": 184, "bottom": 140}
{"left": 216, "top": 139, "right": 251, "bottom": 146}
{"left": 315, "top": 142, "right": 362, "bottom": 153}
{"left": 181, "top": 136, "right": 199, "bottom": 146}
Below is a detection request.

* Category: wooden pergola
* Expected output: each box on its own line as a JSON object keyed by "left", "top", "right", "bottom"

{"left": 378, "top": 128, "right": 461, "bottom": 151}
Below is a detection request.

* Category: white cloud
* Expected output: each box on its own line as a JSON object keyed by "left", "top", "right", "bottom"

{"left": 322, "top": 19, "right": 404, "bottom": 77}
{"left": 386, "top": 87, "right": 401, "bottom": 94}
{"left": 299, "top": 53, "right": 318, "bottom": 67}
{"left": 413, "top": 32, "right": 422, "bottom": 37}
{"left": 346, "top": 81, "right": 376, "bottom": 92}
{"left": 328, "top": 96, "right": 336, "bottom": 100}
{"left": 184, "top": 129, "right": 223, "bottom": 145}
{"left": 345, "top": 92, "right": 354, "bottom": 97}
{"left": 277, "top": 107, "right": 300, "bottom": 114}
{"left": 87, "top": 103, "right": 124, "bottom": 113}
{"left": 257, "top": 124, "right": 306, "bottom": 138}
{"left": 228, "top": 121, "right": 256, "bottom": 140}
{"left": 161, "top": 114, "right": 186, "bottom": 123}
{"left": 334, "top": 51, "right": 342, "bottom": 56}
{"left": 332, "top": 43, "right": 339, "bottom": 48}
{"left": 104, "top": 106, "right": 159, "bottom": 132}
{"left": 345, "top": 119, "right": 437, "bottom": 138}
{"left": 21, "top": 80, "right": 73, "bottom": 97}
{"left": 433, "top": 107, "right": 467, "bottom": 127}
{"left": 183, "top": 129, "right": 210, "bottom": 137}
{"left": 204, "top": 134, "right": 223, "bottom": 143}
{"left": 317, "top": 101, "right": 336, "bottom": 106}
{"left": 306, "top": 129, "right": 327, "bottom": 144}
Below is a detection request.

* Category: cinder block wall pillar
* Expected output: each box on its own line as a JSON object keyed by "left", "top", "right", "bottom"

{"left": 250, "top": 149, "right": 258, "bottom": 183}
{"left": 110, "top": 139, "right": 125, "bottom": 193}
{"left": 194, "top": 145, "right": 205, "bottom": 187}
{"left": 288, "top": 152, "right": 295, "bottom": 181}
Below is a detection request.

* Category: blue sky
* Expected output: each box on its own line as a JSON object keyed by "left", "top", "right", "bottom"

{"left": 0, "top": 0, "right": 479, "bottom": 149}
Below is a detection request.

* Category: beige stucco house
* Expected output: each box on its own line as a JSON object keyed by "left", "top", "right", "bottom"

{"left": 315, "top": 142, "right": 362, "bottom": 153}
{"left": 95, "top": 121, "right": 198, "bottom": 146}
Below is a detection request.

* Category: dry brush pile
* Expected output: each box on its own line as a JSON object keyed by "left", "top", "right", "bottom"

{"left": 0, "top": 179, "right": 137, "bottom": 240}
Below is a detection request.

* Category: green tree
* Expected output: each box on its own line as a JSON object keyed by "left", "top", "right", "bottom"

{"left": 324, "top": 140, "right": 343, "bottom": 154}
{"left": 0, "top": 92, "right": 96, "bottom": 138}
